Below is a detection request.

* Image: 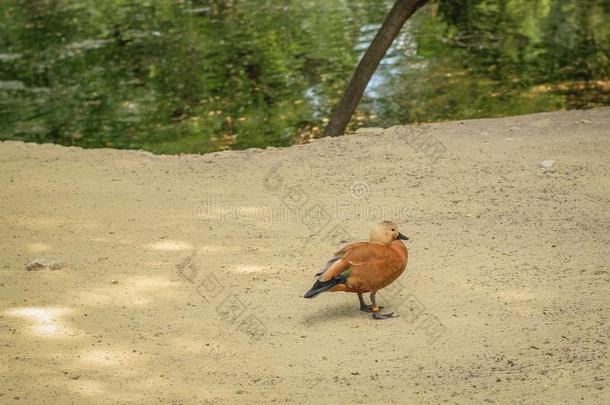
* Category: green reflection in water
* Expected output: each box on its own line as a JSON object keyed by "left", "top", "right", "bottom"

{"left": 0, "top": 0, "right": 608, "bottom": 154}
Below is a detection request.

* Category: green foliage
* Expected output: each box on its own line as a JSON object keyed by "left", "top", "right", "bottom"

{"left": 0, "top": 0, "right": 607, "bottom": 153}
{"left": 372, "top": 0, "right": 608, "bottom": 125}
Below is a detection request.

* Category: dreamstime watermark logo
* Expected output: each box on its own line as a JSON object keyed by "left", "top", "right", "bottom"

{"left": 381, "top": 282, "right": 447, "bottom": 345}
{"left": 193, "top": 194, "right": 414, "bottom": 225}
{"left": 176, "top": 254, "right": 267, "bottom": 341}
{"left": 350, "top": 181, "right": 369, "bottom": 199}
{"left": 258, "top": 163, "right": 422, "bottom": 253}
{"left": 263, "top": 163, "right": 353, "bottom": 251}
{"left": 395, "top": 125, "right": 446, "bottom": 165}
{"left": 585, "top": 193, "right": 610, "bottom": 208}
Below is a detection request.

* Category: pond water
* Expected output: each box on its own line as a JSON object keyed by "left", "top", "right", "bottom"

{"left": 1, "top": 0, "right": 608, "bottom": 154}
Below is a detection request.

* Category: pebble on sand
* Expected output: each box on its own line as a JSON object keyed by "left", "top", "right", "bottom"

{"left": 539, "top": 160, "right": 554, "bottom": 170}
{"left": 25, "top": 258, "right": 63, "bottom": 271}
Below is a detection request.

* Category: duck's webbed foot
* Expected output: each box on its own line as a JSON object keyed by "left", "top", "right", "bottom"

{"left": 368, "top": 291, "right": 396, "bottom": 319}
{"left": 371, "top": 308, "right": 397, "bottom": 320}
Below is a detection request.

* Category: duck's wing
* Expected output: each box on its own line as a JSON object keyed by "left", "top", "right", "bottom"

{"left": 304, "top": 245, "right": 359, "bottom": 299}
{"left": 305, "top": 242, "right": 393, "bottom": 298}
{"left": 315, "top": 256, "right": 341, "bottom": 277}
{"left": 315, "top": 242, "right": 370, "bottom": 282}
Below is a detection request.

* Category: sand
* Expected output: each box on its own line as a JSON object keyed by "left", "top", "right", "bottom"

{"left": 1, "top": 108, "right": 608, "bottom": 404}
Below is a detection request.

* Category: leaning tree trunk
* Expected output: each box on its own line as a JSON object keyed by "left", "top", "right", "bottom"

{"left": 324, "top": 0, "right": 429, "bottom": 137}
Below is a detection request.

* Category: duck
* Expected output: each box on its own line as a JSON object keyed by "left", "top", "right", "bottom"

{"left": 304, "top": 221, "right": 409, "bottom": 319}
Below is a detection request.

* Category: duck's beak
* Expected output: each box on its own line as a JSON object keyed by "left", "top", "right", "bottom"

{"left": 397, "top": 233, "right": 409, "bottom": 240}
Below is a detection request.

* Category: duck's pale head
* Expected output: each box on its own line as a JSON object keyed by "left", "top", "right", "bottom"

{"left": 369, "top": 221, "right": 409, "bottom": 245}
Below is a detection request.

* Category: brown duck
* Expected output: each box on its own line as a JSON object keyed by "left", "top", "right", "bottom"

{"left": 304, "top": 221, "right": 409, "bottom": 319}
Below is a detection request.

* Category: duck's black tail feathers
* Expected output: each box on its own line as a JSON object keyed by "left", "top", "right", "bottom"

{"left": 303, "top": 276, "right": 346, "bottom": 299}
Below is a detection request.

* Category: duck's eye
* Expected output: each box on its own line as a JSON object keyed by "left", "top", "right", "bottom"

{"left": 391, "top": 228, "right": 395, "bottom": 232}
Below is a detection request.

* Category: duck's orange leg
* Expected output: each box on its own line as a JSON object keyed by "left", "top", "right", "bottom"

{"left": 370, "top": 291, "right": 396, "bottom": 320}
{"left": 358, "top": 292, "right": 383, "bottom": 313}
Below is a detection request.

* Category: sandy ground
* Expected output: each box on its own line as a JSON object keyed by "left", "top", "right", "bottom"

{"left": 0, "top": 108, "right": 609, "bottom": 404}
